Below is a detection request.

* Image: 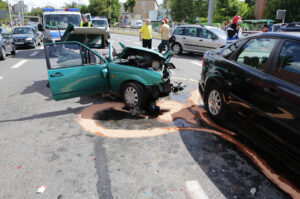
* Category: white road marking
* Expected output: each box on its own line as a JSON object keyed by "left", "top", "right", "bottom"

{"left": 134, "top": 42, "right": 140, "bottom": 45}
{"left": 125, "top": 39, "right": 130, "bottom": 41}
{"left": 0, "top": 76, "right": 3, "bottom": 80}
{"left": 185, "top": 180, "right": 209, "bottom": 199}
{"left": 30, "top": 51, "right": 40, "bottom": 56}
{"left": 117, "top": 37, "right": 121, "bottom": 39}
{"left": 191, "top": 61, "right": 202, "bottom": 66}
{"left": 11, "top": 60, "right": 28, "bottom": 69}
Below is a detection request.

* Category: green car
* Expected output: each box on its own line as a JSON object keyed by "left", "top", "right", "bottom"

{"left": 44, "top": 25, "right": 176, "bottom": 111}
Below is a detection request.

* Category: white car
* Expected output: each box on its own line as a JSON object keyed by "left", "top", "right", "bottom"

{"left": 91, "top": 17, "right": 110, "bottom": 38}
{"left": 171, "top": 25, "right": 227, "bottom": 55}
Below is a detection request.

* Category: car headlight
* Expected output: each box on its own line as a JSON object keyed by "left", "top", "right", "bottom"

{"left": 25, "top": 38, "right": 33, "bottom": 41}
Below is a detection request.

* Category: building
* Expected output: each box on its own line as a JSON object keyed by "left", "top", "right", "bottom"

{"left": 133, "top": 0, "right": 158, "bottom": 20}
{"left": 255, "top": 0, "right": 268, "bottom": 19}
{"left": 12, "top": 0, "right": 28, "bottom": 14}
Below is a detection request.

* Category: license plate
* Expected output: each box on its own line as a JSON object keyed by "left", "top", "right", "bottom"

{"left": 15, "top": 42, "right": 24, "bottom": 45}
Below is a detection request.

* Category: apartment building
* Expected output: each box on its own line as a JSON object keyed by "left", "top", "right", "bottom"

{"left": 133, "top": 0, "right": 158, "bottom": 20}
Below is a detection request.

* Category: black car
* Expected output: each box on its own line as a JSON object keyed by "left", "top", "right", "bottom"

{"left": 199, "top": 32, "right": 300, "bottom": 174}
{"left": 12, "top": 26, "right": 42, "bottom": 48}
{"left": 0, "top": 27, "right": 16, "bottom": 60}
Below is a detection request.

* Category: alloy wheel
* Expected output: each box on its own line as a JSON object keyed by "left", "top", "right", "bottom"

{"left": 208, "top": 89, "right": 221, "bottom": 116}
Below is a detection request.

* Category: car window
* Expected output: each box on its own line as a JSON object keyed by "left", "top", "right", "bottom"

{"left": 83, "top": 49, "right": 103, "bottom": 65}
{"left": 273, "top": 40, "right": 300, "bottom": 86}
{"left": 236, "top": 38, "right": 277, "bottom": 70}
{"left": 47, "top": 43, "right": 83, "bottom": 69}
{"left": 222, "top": 40, "right": 245, "bottom": 58}
{"left": 198, "top": 28, "right": 213, "bottom": 39}
{"left": 0, "top": 28, "right": 8, "bottom": 34}
{"left": 184, "top": 27, "right": 197, "bottom": 37}
{"left": 173, "top": 27, "right": 184, "bottom": 35}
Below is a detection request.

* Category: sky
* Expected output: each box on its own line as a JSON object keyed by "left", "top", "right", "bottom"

{"left": 8, "top": 0, "right": 163, "bottom": 11}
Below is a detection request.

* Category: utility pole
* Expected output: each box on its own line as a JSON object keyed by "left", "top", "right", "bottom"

{"left": 207, "top": 0, "right": 214, "bottom": 26}
{"left": 6, "top": 0, "right": 13, "bottom": 28}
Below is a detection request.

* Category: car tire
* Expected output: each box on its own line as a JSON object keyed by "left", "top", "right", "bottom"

{"left": 204, "top": 84, "right": 227, "bottom": 121}
{"left": 11, "top": 45, "right": 16, "bottom": 55}
{"left": 38, "top": 39, "right": 41, "bottom": 46}
{"left": 0, "top": 47, "right": 6, "bottom": 60}
{"left": 122, "top": 82, "right": 147, "bottom": 109}
{"left": 171, "top": 43, "right": 182, "bottom": 55}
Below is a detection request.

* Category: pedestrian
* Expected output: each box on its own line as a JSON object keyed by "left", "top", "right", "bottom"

{"left": 80, "top": 15, "right": 93, "bottom": 27}
{"left": 222, "top": 21, "right": 227, "bottom": 31}
{"left": 158, "top": 20, "right": 171, "bottom": 53}
{"left": 0, "top": 19, "right": 2, "bottom": 27}
{"left": 262, "top": 24, "right": 269, "bottom": 32}
{"left": 217, "top": 23, "right": 221, "bottom": 29}
{"left": 139, "top": 19, "right": 152, "bottom": 49}
{"left": 226, "top": 15, "right": 242, "bottom": 45}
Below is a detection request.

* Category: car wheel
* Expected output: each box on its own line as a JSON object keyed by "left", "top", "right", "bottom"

{"left": 204, "top": 84, "right": 227, "bottom": 121}
{"left": 11, "top": 45, "right": 16, "bottom": 55}
{"left": 0, "top": 47, "right": 6, "bottom": 60}
{"left": 38, "top": 39, "right": 41, "bottom": 46}
{"left": 122, "top": 82, "right": 147, "bottom": 109}
{"left": 171, "top": 43, "right": 182, "bottom": 55}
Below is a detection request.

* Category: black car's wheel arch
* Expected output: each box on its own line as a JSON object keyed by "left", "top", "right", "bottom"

{"left": 204, "top": 77, "right": 229, "bottom": 106}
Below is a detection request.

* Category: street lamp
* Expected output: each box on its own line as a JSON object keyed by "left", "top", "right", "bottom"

{"left": 6, "top": 0, "right": 13, "bottom": 28}
{"left": 208, "top": 0, "right": 214, "bottom": 26}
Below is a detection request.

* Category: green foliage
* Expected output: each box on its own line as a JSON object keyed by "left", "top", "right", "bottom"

{"left": 30, "top": 8, "right": 43, "bottom": 17}
{"left": 88, "top": 0, "right": 120, "bottom": 24}
{"left": 170, "top": 0, "right": 254, "bottom": 23}
{"left": 124, "top": 0, "right": 136, "bottom": 13}
{"left": 0, "top": 0, "right": 8, "bottom": 10}
{"left": 265, "top": 0, "right": 300, "bottom": 22}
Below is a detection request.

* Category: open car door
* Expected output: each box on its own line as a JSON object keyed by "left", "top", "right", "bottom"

{"left": 44, "top": 42, "right": 110, "bottom": 100}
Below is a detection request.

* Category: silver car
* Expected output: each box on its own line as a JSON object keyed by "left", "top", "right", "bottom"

{"left": 171, "top": 25, "right": 226, "bottom": 55}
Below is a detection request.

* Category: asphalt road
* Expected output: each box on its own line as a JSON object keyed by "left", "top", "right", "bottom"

{"left": 0, "top": 33, "right": 295, "bottom": 199}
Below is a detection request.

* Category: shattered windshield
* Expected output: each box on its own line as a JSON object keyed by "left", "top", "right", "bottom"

{"left": 44, "top": 14, "right": 81, "bottom": 30}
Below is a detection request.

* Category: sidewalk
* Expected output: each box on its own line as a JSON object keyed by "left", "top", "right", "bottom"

{"left": 110, "top": 27, "right": 161, "bottom": 39}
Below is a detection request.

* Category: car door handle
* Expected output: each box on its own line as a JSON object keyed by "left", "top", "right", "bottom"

{"left": 50, "top": 72, "right": 63, "bottom": 77}
{"left": 264, "top": 88, "right": 277, "bottom": 96}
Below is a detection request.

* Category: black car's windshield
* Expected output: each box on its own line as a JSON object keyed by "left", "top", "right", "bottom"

{"left": 92, "top": 20, "right": 108, "bottom": 27}
{"left": 44, "top": 14, "right": 81, "bottom": 30}
{"left": 13, "top": 27, "right": 33, "bottom": 34}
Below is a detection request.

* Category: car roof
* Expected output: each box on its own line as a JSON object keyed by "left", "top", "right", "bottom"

{"left": 248, "top": 32, "right": 300, "bottom": 40}
{"left": 175, "top": 24, "right": 204, "bottom": 28}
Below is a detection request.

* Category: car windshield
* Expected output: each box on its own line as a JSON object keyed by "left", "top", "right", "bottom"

{"left": 208, "top": 27, "right": 226, "bottom": 38}
{"left": 44, "top": 14, "right": 81, "bottom": 30}
{"left": 92, "top": 20, "right": 108, "bottom": 27}
{"left": 13, "top": 27, "right": 32, "bottom": 34}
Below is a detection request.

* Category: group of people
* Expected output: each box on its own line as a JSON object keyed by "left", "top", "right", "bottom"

{"left": 139, "top": 18, "right": 171, "bottom": 53}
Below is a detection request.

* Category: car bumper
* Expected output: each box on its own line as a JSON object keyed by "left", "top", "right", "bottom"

{"left": 198, "top": 81, "right": 205, "bottom": 99}
{"left": 15, "top": 41, "right": 35, "bottom": 47}
{"left": 145, "top": 80, "right": 172, "bottom": 100}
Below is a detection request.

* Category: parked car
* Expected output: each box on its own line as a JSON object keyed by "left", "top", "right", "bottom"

{"left": 279, "top": 22, "right": 300, "bottom": 32}
{"left": 12, "top": 26, "right": 42, "bottom": 48}
{"left": 44, "top": 24, "right": 177, "bottom": 112}
{"left": 91, "top": 17, "right": 110, "bottom": 38}
{"left": 171, "top": 25, "right": 226, "bottom": 55}
{"left": 0, "top": 27, "right": 16, "bottom": 60}
{"left": 199, "top": 32, "right": 300, "bottom": 174}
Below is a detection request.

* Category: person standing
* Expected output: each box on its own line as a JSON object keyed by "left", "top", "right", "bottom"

{"left": 262, "top": 24, "right": 269, "bottom": 32}
{"left": 139, "top": 19, "right": 152, "bottom": 49}
{"left": 226, "top": 15, "right": 242, "bottom": 45}
{"left": 158, "top": 20, "right": 171, "bottom": 53}
{"left": 80, "top": 15, "right": 93, "bottom": 27}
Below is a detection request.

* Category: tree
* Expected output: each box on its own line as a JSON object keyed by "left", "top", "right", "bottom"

{"left": 0, "top": 0, "right": 8, "bottom": 10}
{"left": 30, "top": 8, "right": 43, "bottom": 17}
{"left": 124, "top": 0, "right": 136, "bottom": 13}
{"left": 88, "top": 0, "right": 120, "bottom": 24}
{"left": 265, "top": 0, "right": 300, "bottom": 22}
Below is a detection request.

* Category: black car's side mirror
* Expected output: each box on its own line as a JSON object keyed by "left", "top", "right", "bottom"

{"left": 38, "top": 24, "right": 44, "bottom": 31}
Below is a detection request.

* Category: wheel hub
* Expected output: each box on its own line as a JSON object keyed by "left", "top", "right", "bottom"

{"left": 208, "top": 90, "right": 221, "bottom": 116}
{"left": 124, "top": 87, "right": 139, "bottom": 107}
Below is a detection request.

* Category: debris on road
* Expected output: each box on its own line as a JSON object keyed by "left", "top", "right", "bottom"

{"left": 36, "top": 185, "right": 47, "bottom": 194}
{"left": 250, "top": 187, "right": 257, "bottom": 196}
{"left": 17, "top": 165, "right": 22, "bottom": 169}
